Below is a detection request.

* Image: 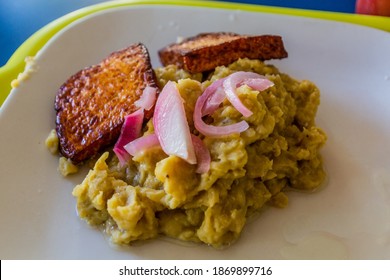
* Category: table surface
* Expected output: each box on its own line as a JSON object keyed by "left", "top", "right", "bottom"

{"left": 0, "top": 0, "right": 357, "bottom": 67}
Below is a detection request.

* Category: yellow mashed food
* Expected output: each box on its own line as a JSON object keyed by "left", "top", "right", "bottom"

{"left": 72, "top": 58, "right": 327, "bottom": 248}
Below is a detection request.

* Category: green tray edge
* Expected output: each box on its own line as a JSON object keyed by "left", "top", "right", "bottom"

{"left": 1, "top": 0, "right": 389, "bottom": 107}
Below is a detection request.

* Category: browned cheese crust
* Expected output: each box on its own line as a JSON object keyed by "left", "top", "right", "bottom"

{"left": 55, "top": 43, "right": 158, "bottom": 164}
{"left": 158, "top": 32, "right": 288, "bottom": 73}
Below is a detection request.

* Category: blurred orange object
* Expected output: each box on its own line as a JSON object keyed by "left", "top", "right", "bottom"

{"left": 356, "top": 0, "right": 390, "bottom": 16}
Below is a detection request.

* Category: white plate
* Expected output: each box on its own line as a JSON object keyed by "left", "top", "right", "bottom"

{"left": 1, "top": 4, "right": 390, "bottom": 260}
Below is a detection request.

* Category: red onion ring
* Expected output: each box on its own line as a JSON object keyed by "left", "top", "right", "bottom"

{"left": 113, "top": 108, "right": 144, "bottom": 165}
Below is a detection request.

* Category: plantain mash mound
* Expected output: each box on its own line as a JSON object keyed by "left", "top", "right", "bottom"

{"left": 72, "top": 58, "right": 327, "bottom": 248}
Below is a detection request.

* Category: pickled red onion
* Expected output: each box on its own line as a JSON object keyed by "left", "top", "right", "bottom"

{"left": 153, "top": 81, "right": 197, "bottom": 164}
{"left": 194, "top": 71, "right": 274, "bottom": 137}
{"left": 201, "top": 78, "right": 226, "bottom": 116}
{"left": 124, "top": 133, "right": 210, "bottom": 174}
{"left": 223, "top": 71, "right": 273, "bottom": 118}
{"left": 194, "top": 78, "right": 249, "bottom": 137}
{"left": 191, "top": 134, "right": 211, "bottom": 174}
{"left": 239, "top": 77, "right": 274, "bottom": 92}
{"left": 124, "top": 133, "right": 160, "bottom": 157}
{"left": 134, "top": 86, "right": 157, "bottom": 111}
{"left": 113, "top": 108, "right": 144, "bottom": 165}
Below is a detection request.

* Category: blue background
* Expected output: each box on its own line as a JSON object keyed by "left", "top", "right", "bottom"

{"left": 0, "top": 0, "right": 357, "bottom": 67}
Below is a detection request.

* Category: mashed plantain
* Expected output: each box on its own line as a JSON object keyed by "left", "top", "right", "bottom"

{"left": 72, "top": 58, "right": 327, "bottom": 248}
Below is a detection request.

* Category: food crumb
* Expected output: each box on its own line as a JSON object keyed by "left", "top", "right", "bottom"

{"left": 45, "top": 129, "right": 59, "bottom": 154}
{"left": 271, "top": 192, "right": 289, "bottom": 208}
{"left": 58, "top": 157, "right": 79, "bottom": 177}
{"left": 11, "top": 56, "right": 38, "bottom": 88}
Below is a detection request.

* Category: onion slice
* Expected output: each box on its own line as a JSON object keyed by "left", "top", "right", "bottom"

{"left": 223, "top": 71, "right": 273, "bottom": 117}
{"left": 124, "top": 133, "right": 160, "bottom": 157}
{"left": 239, "top": 77, "right": 274, "bottom": 92}
{"left": 113, "top": 108, "right": 144, "bottom": 165}
{"left": 201, "top": 78, "right": 226, "bottom": 116}
{"left": 134, "top": 86, "right": 157, "bottom": 111}
{"left": 153, "top": 81, "right": 197, "bottom": 164}
{"left": 194, "top": 80, "right": 249, "bottom": 137}
{"left": 191, "top": 134, "right": 211, "bottom": 174}
{"left": 194, "top": 71, "right": 274, "bottom": 137}
{"left": 124, "top": 133, "right": 210, "bottom": 174}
